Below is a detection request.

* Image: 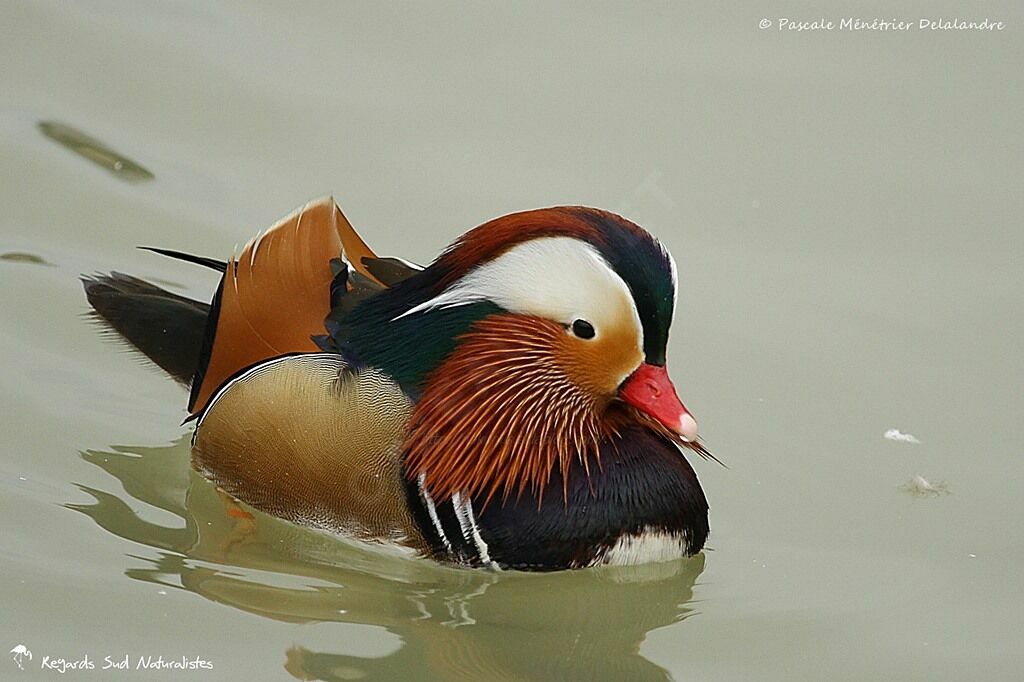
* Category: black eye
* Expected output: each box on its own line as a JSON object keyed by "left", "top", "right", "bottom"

{"left": 571, "top": 319, "right": 595, "bottom": 339}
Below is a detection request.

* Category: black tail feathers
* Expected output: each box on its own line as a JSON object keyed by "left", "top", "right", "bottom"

{"left": 82, "top": 273, "right": 209, "bottom": 386}
{"left": 136, "top": 247, "right": 227, "bottom": 272}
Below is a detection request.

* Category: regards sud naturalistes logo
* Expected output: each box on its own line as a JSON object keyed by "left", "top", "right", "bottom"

{"left": 10, "top": 645, "right": 213, "bottom": 673}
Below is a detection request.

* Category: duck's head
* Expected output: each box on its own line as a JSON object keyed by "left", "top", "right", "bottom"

{"left": 351, "top": 207, "right": 699, "bottom": 504}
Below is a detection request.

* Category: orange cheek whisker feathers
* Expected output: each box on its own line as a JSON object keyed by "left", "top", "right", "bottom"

{"left": 404, "top": 315, "right": 605, "bottom": 507}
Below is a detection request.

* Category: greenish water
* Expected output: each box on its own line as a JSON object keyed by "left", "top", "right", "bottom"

{"left": 1, "top": 2, "right": 1021, "bottom": 679}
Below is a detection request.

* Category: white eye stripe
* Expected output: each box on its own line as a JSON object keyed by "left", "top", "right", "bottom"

{"left": 394, "top": 237, "right": 643, "bottom": 351}
{"left": 662, "top": 241, "right": 678, "bottom": 326}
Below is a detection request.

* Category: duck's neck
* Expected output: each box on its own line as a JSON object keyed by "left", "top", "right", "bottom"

{"left": 336, "top": 277, "right": 501, "bottom": 391}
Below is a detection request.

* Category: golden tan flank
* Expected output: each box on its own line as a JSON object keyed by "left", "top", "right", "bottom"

{"left": 190, "top": 197, "right": 384, "bottom": 415}
{"left": 193, "top": 353, "right": 427, "bottom": 551}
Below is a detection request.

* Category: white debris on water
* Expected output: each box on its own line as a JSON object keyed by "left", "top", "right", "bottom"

{"left": 901, "top": 475, "right": 950, "bottom": 497}
{"left": 884, "top": 428, "right": 921, "bottom": 444}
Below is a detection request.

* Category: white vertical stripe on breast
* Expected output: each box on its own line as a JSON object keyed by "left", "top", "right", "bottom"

{"left": 452, "top": 492, "right": 500, "bottom": 570}
{"left": 418, "top": 473, "right": 452, "bottom": 552}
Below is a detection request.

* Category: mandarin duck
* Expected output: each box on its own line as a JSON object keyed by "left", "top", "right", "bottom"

{"left": 83, "top": 198, "right": 711, "bottom": 570}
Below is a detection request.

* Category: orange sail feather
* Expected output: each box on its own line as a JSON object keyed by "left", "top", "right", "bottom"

{"left": 189, "top": 197, "right": 380, "bottom": 415}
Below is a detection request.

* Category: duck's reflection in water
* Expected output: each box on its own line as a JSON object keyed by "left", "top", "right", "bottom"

{"left": 72, "top": 437, "right": 705, "bottom": 681}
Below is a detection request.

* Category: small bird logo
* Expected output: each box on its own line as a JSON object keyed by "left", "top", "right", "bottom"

{"left": 9, "top": 645, "right": 32, "bottom": 670}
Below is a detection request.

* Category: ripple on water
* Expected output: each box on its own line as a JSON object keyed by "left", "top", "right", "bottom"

{"left": 68, "top": 436, "right": 707, "bottom": 681}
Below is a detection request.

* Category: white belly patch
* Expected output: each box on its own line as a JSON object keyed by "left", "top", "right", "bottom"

{"left": 595, "top": 527, "right": 690, "bottom": 567}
